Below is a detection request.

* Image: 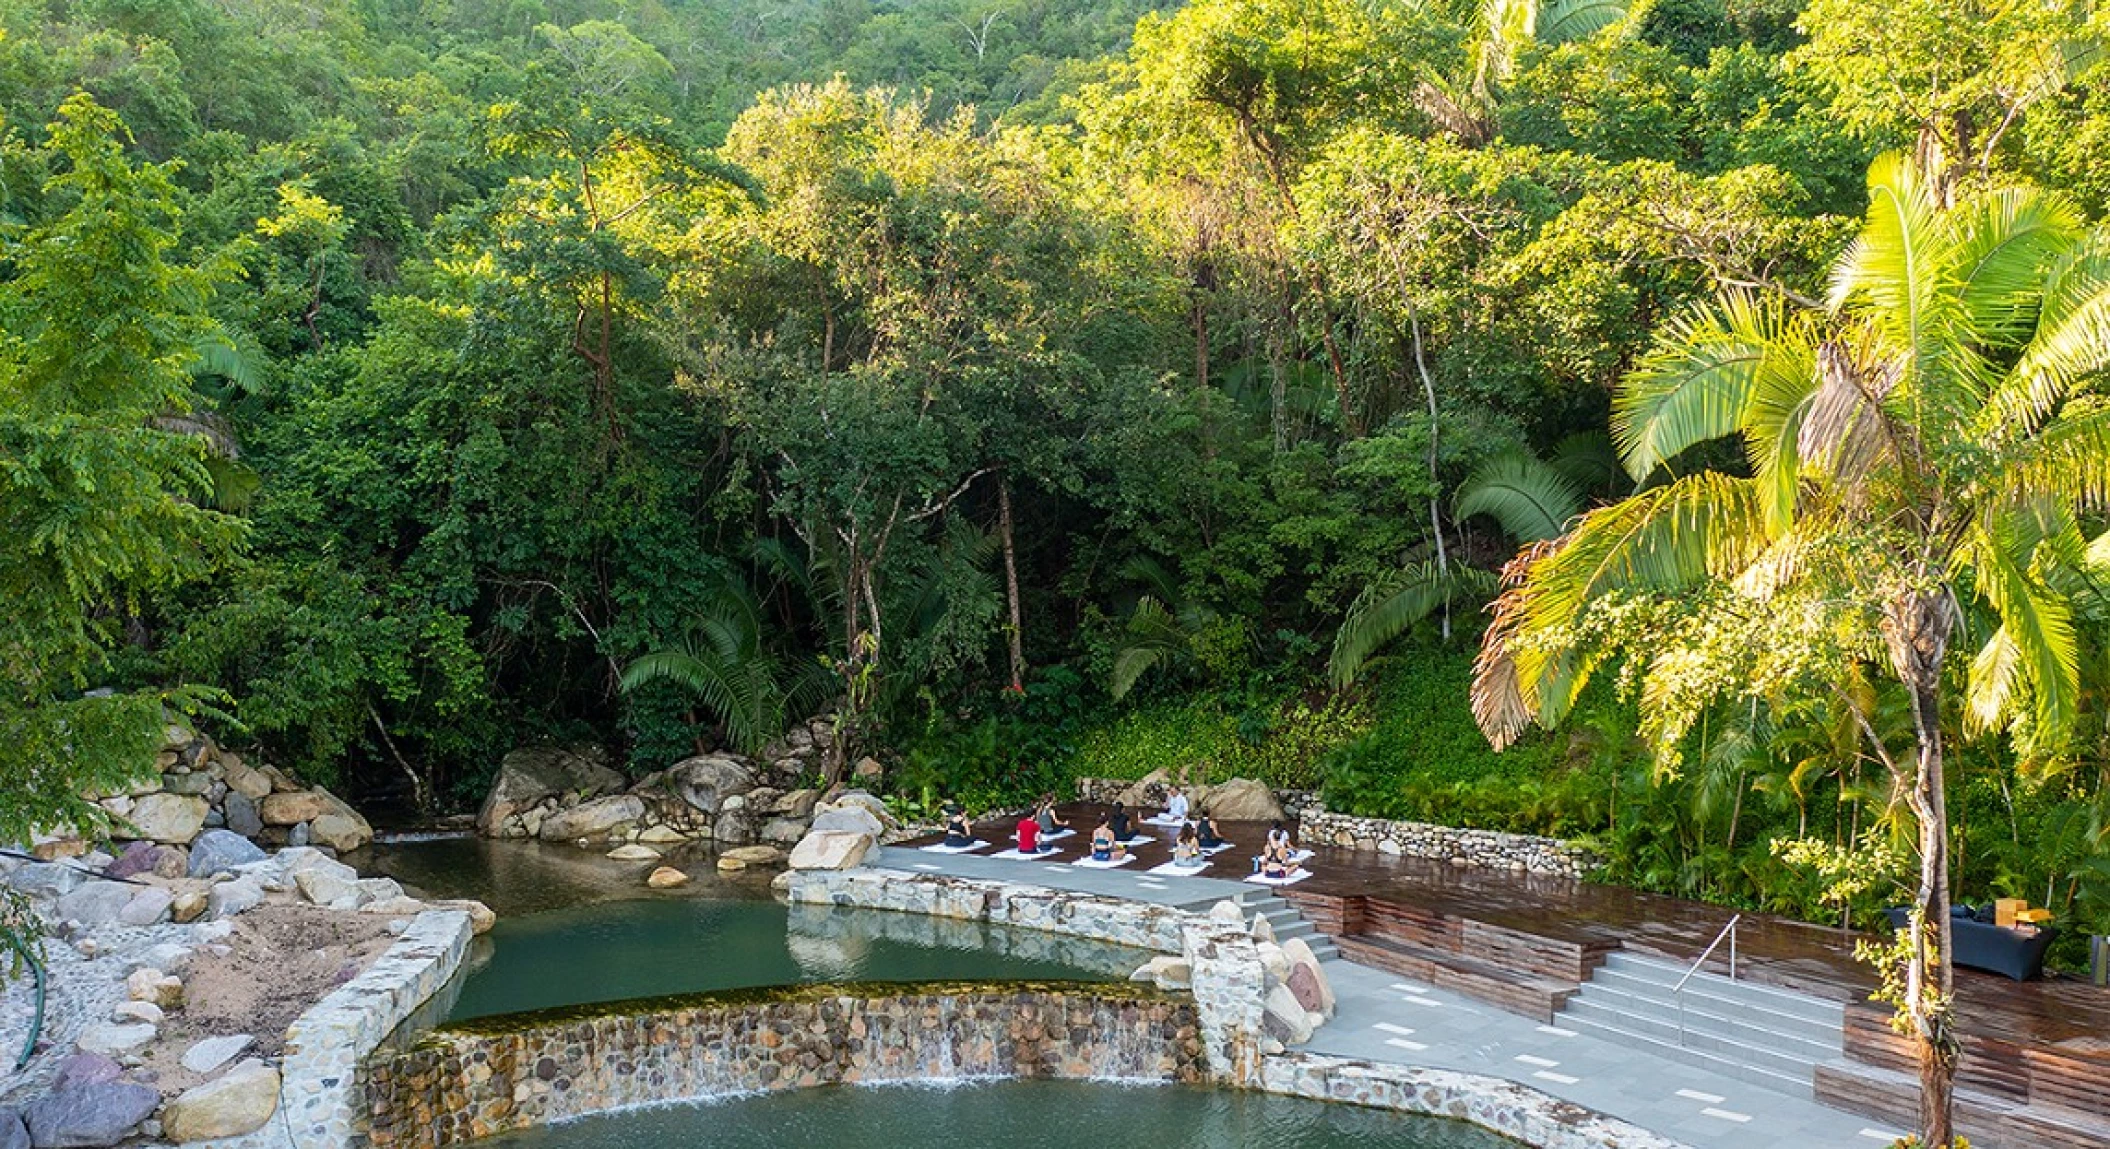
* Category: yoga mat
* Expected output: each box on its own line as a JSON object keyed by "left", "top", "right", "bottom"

{"left": 1201, "top": 843, "right": 1236, "bottom": 856}
{"left": 1118, "top": 835, "right": 1154, "bottom": 846}
{"left": 918, "top": 840, "right": 992, "bottom": 854}
{"left": 1070, "top": 854, "right": 1137, "bottom": 870}
{"left": 1243, "top": 870, "right": 1313, "bottom": 887}
{"left": 1146, "top": 860, "right": 1210, "bottom": 876}
{"left": 1142, "top": 814, "right": 1188, "bottom": 827}
{"left": 991, "top": 846, "right": 1064, "bottom": 861}
{"left": 1014, "top": 827, "right": 1076, "bottom": 842}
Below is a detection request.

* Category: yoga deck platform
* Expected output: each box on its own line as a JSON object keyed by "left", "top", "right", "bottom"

{"left": 918, "top": 802, "right": 2110, "bottom": 1147}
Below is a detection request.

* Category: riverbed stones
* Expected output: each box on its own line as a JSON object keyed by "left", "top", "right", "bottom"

{"left": 75, "top": 1022, "right": 157, "bottom": 1058}
{"left": 788, "top": 829, "right": 873, "bottom": 871}
{"left": 606, "top": 844, "right": 661, "bottom": 861}
{"left": 185, "top": 829, "right": 266, "bottom": 877}
{"left": 1201, "top": 777, "right": 1284, "bottom": 823}
{"left": 645, "top": 866, "right": 689, "bottom": 888}
{"left": 538, "top": 794, "right": 645, "bottom": 843}
{"left": 126, "top": 968, "right": 183, "bottom": 1009}
{"left": 159, "top": 1059, "right": 280, "bottom": 1142}
{"left": 309, "top": 809, "right": 374, "bottom": 852}
{"left": 22, "top": 1080, "right": 158, "bottom": 1147}
{"left": 124, "top": 793, "right": 210, "bottom": 844}
{"left": 179, "top": 1035, "right": 253, "bottom": 1076}
{"left": 723, "top": 845, "right": 784, "bottom": 865}
{"left": 477, "top": 746, "right": 625, "bottom": 836}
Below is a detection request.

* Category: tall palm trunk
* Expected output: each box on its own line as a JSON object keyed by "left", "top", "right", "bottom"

{"left": 1887, "top": 590, "right": 1960, "bottom": 1147}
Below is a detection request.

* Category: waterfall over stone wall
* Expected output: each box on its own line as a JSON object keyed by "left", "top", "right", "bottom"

{"left": 362, "top": 982, "right": 1203, "bottom": 1148}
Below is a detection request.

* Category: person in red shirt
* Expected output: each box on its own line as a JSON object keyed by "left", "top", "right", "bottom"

{"left": 1017, "top": 813, "right": 1044, "bottom": 854}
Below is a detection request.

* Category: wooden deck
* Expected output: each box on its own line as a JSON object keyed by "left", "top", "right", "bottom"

{"left": 934, "top": 802, "right": 2110, "bottom": 1141}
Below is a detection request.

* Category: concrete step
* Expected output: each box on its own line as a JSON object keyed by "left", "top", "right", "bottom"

{"left": 1595, "top": 952, "right": 1845, "bottom": 1026}
{"left": 1559, "top": 996, "right": 1834, "bottom": 1076}
{"left": 1335, "top": 934, "right": 1574, "bottom": 1023}
{"left": 1566, "top": 979, "right": 1845, "bottom": 1050}
{"left": 1556, "top": 1010, "right": 1815, "bottom": 1098}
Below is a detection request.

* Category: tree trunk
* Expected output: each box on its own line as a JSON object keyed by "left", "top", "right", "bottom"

{"left": 1886, "top": 592, "right": 1960, "bottom": 1147}
{"left": 1404, "top": 301, "right": 1449, "bottom": 640}
{"left": 999, "top": 475, "right": 1025, "bottom": 693}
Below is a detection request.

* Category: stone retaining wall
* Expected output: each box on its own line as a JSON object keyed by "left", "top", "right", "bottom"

{"left": 1068, "top": 777, "right": 1597, "bottom": 878}
{"left": 1293, "top": 810, "right": 1599, "bottom": 878}
{"left": 1263, "top": 1054, "right": 1687, "bottom": 1149}
{"left": 362, "top": 984, "right": 1203, "bottom": 1148}
{"left": 220, "top": 908, "right": 474, "bottom": 1148}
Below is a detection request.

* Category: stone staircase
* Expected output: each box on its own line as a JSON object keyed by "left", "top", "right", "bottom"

{"left": 1555, "top": 951, "right": 1845, "bottom": 1097}
{"left": 1228, "top": 889, "right": 1340, "bottom": 961}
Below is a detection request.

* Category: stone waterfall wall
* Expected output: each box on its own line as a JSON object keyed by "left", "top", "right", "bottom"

{"left": 361, "top": 984, "right": 1203, "bottom": 1149}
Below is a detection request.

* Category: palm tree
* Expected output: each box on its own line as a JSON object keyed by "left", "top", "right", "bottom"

{"left": 1417, "top": 0, "right": 1630, "bottom": 143}
{"left": 1329, "top": 434, "right": 1615, "bottom": 685}
{"left": 1471, "top": 152, "right": 2110, "bottom": 1147}
{"left": 620, "top": 581, "right": 830, "bottom": 758}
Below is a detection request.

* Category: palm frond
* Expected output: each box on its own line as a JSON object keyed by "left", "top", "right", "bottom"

{"left": 189, "top": 329, "right": 266, "bottom": 395}
{"left": 1535, "top": 0, "right": 1627, "bottom": 43}
{"left": 1614, "top": 291, "right": 1786, "bottom": 481}
{"left": 1547, "top": 431, "right": 1623, "bottom": 492}
{"left": 1111, "top": 597, "right": 1193, "bottom": 700}
{"left": 1946, "top": 185, "right": 2081, "bottom": 349}
{"left": 1329, "top": 562, "right": 1498, "bottom": 686}
{"left": 1995, "top": 233, "right": 2110, "bottom": 432}
{"left": 1964, "top": 515, "right": 2081, "bottom": 758}
{"left": 1455, "top": 451, "right": 1586, "bottom": 542}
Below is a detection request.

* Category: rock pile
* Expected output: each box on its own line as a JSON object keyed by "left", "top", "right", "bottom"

{"left": 43, "top": 725, "right": 375, "bottom": 864}
{"left": 787, "top": 790, "right": 898, "bottom": 872}
{"left": 475, "top": 719, "right": 859, "bottom": 851}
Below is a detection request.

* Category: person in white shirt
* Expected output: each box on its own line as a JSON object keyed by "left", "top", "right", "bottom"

{"left": 1165, "top": 787, "right": 1190, "bottom": 823}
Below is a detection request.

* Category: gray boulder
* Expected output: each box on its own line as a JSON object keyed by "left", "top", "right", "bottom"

{"left": 207, "top": 876, "right": 265, "bottom": 919}
{"left": 0, "top": 1107, "right": 24, "bottom": 1149}
{"left": 115, "top": 888, "right": 173, "bottom": 927}
{"left": 160, "top": 1060, "right": 280, "bottom": 1142}
{"left": 186, "top": 830, "right": 266, "bottom": 878}
{"left": 787, "top": 830, "right": 874, "bottom": 871}
{"left": 179, "top": 1035, "right": 253, "bottom": 1076}
{"left": 760, "top": 817, "right": 808, "bottom": 845}
{"left": 50, "top": 1055, "right": 120, "bottom": 1091}
{"left": 22, "top": 1083, "right": 159, "bottom": 1148}
{"left": 55, "top": 883, "right": 136, "bottom": 928}
{"left": 536, "top": 794, "right": 645, "bottom": 843}
{"left": 667, "top": 755, "right": 756, "bottom": 815}
{"left": 123, "top": 792, "right": 209, "bottom": 844}
{"left": 222, "top": 792, "right": 263, "bottom": 838}
{"left": 477, "top": 747, "right": 625, "bottom": 837}
{"left": 9, "top": 863, "right": 85, "bottom": 900}
{"left": 807, "top": 806, "right": 885, "bottom": 839}
{"left": 100, "top": 843, "right": 158, "bottom": 882}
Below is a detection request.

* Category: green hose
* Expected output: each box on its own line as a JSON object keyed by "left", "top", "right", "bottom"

{"left": 13, "top": 953, "right": 43, "bottom": 1072}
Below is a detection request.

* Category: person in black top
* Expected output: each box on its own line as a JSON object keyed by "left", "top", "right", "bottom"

{"left": 1107, "top": 803, "right": 1134, "bottom": 842}
{"left": 942, "top": 801, "right": 975, "bottom": 847}
{"left": 1196, "top": 814, "right": 1226, "bottom": 850}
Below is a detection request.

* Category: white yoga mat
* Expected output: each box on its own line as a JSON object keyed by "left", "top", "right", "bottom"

{"left": 1142, "top": 814, "right": 1188, "bottom": 827}
{"left": 1146, "top": 860, "right": 1210, "bottom": 876}
{"left": 1244, "top": 869, "right": 1313, "bottom": 887}
{"left": 1119, "top": 835, "right": 1154, "bottom": 846}
{"left": 1014, "top": 827, "right": 1076, "bottom": 842}
{"left": 991, "top": 846, "right": 1065, "bottom": 861}
{"left": 1201, "top": 843, "right": 1236, "bottom": 856}
{"left": 918, "top": 840, "right": 992, "bottom": 854}
{"left": 1071, "top": 854, "right": 1137, "bottom": 870}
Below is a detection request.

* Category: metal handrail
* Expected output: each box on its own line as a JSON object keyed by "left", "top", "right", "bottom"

{"left": 1672, "top": 914, "right": 1741, "bottom": 1047}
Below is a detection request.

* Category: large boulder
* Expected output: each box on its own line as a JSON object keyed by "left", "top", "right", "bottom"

{"left": 1260, "top": 982, "right": 1316, "bottom": 1045}
{"left": 74, "top": 1023, "right": 156, "bottom": 1058}
{"left": 807, "top": 806, "right": 884, "bottom": 840}
{"left": 788, "top": 830, "right": 873, "bottom": 871}
{"left": 294, "top": 867, "right": 360, "bottom": 909}
{"left": 159, "top": 1060, "right": 280, "bottom": 1143}
{"left": 124, "top": 793, "right": 209, "bottom": 844}
{"left": 666, "top": 755, "right": 756, "bottom": 816}
{"left": 477, "top": 747, "right": 625, "bottom": 837}
{"left": 101, "top": 842, "right": 159, "bottom": 881}
{"left": 822, "top": 790, "right": 898, "bottom": 830}
{"left": 207, "top": 876, "right": 265, "bottom": 920}
{"left": 116, "top": 888, "right": 173, "bottom": 927}
{"left": 536, "top": 794, "right": 645, "bottom": 843}
{"left": 220, "top": 758, "right": 273, "bottom": 802}
{"left": 186, "top": 830, "right": 266, "bottom": 878}
{"left": 307, "top": 810, "right": 372, "bottom": 852}
{"left": 22, "top": 1082, "right": 159, "bottom": 1148}
{"left": 1282, "top": 936, "right": 1335, "bottom": 1017}
{"left": 7, "top": 863, "right": 85, "bottom": 900}
{"left": 258, "top": 790, "right": 329, "bottom": 826}
{"left": 1200, "top": 777, "right": 1285, "bottom": 823}
{"left": 1116, "top": 768, "right": 1171, "bottom": 810}
{"left": 221, "top": 791, "right": 263, "bottom": 837}
{"left": 55, "top": 883, "right": 136, "bottom": 928}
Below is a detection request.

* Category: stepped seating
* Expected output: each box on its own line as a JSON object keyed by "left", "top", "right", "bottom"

{"left": 1555, "top": 952, "right": 1844, "bottom": 1097}
{"left": 1811, "top": 997, "right": 2110, "bottom": 1145}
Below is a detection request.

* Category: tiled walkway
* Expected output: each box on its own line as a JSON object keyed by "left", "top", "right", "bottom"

{"left": 872, "top": 847, "right": 1896, "bottom": 1149}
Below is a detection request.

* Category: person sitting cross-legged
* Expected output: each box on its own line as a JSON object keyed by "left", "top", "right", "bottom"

{"left": 1017, "top": 812, "right": 1053, "bottom": 854}
{"left": 1090, "top": 816, "right": 1126, "bottom": 862}
{"left": 1171, "top": 824, "right": 1204, "bottom": 867}
{"left": 942, "top": 802, "right": 975, "bottom": 848}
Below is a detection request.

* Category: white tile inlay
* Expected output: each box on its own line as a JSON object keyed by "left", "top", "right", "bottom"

{"left": 1700, "top": 1108, "right": 1752, "bottom": 1123}
{"left": 912, "top": 863, "right": 942, "bottom": 871}
{"left": 1532, "top": 1070, "right": 1580, "bottom": 1085}
{"left": 1535, "top": 1025, "right": 1577, "bottom": 1037}
{"left": 1395, "top": 995, "right": 1442, "bottom": 1007}
{"left": 1384, "top": 1037, "right": 1429, "bottom": 1052}
{"left": 1372, "top": 1022, "right": 1416, "bottom": 1037}
{"left": 1389, "top": 982, "right": 1433, "bottom": 995}
{"left": 1513, "top": 1054, "right": 1560, "bottom": 1068}
{"left": 1676, "top": 1089, "right": 1725, "bottom": 1104}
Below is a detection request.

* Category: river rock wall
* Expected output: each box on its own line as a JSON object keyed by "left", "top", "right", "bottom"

{"left": 1070, "top": 777, "right": 1598, "bottom": 879}
{"left": 362, "top": 984, "right": 1203, "bottom": 1149}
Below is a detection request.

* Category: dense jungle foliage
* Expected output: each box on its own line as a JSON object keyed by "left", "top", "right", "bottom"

{"left": 9, "top": 0, "right": 2110, "bottom": 963}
